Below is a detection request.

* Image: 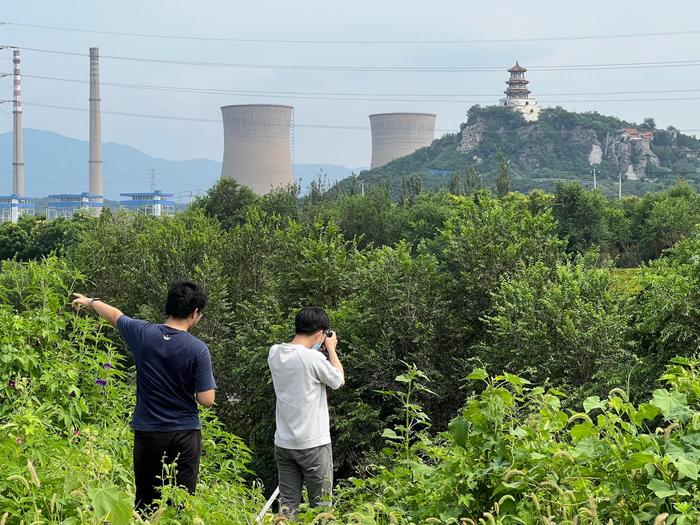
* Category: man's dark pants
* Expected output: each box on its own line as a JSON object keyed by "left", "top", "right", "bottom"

{"left": 133, "top": 429, "right": 202, "bottom": 513}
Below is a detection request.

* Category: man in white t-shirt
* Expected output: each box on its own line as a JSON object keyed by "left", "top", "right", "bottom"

{"left": 267, "top": 307, "right": 345, "bottom": 517}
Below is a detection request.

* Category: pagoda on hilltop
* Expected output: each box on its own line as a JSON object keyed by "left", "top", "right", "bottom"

{"left": 499, "top": 61, "right": 541, "bottom": 122}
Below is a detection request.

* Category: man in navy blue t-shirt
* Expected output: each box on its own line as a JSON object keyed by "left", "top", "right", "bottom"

{"left": 72, "top": 280, "right": 216, "bottom": 514}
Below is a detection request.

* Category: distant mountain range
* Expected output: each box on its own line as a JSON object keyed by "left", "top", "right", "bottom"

{"left": 0, "top": 129, "right": 363, "bottom": 200}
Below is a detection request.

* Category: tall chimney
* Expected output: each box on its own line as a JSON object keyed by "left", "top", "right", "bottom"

{"left": 12, "top": 49, "right": 24, "bottom": 197}
{"left": 89, "top": 47, "right": 103, "bottom": 210}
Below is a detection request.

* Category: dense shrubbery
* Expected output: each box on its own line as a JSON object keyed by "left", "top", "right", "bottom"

{"left": 3, "top": 179, "right": 700, "bottom": 522}
{"left": 0, "top": 258, "right": 263, "bottom": 523}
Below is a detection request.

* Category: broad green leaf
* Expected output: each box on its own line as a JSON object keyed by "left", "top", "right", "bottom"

{"left": 650, "top": 389, "right": 692, "bottom": 422}
{"left": 466, "top": 368, "right": 488, "bottom": 381}
{"left": 631, "top": 403, "right": 661, "bottom": 426}
{"left": 448, "top": 416, "right": 469, "bottom": 448}
{"left": 87, "top": 482, "right": 123, "bottom": 519}
{"left": 570, "top": 421, "right": 596, "bottom": 441}
{"left": 624, "top": 452, "right": 656, "bottom": 470}
{"left": 647, "top": 478, "right": 676, "bottom": 498}
{"left": 674, "top": 457, "right": 699, "bottom": 480}
{"left": 502, "top": 372, "right": 530, "bottom": 386}
{"left": 381, "top": 428, "right": 399, "bottom": 440}
{"left": 583, "top": 396, "right": 605, "bottom": 413}
{"left": 110, "top": 491, "right": 134, "bottom": 525}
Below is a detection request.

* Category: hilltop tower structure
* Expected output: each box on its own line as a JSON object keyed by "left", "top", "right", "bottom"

{"left": 220, "top": 104, "right": 294, "bottom": 194}
{"left": 499, "top": 62, "right": 540, "bottom": 122}
{"left": 369, "top": 112, "right": 436, "bottom": 169}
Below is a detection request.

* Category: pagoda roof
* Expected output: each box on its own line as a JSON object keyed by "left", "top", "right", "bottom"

{"left": 508, "top": 61, "right": 527, "bottom": 73}
{"left": 506, "top": 79, "right": 530, "bottom": 85}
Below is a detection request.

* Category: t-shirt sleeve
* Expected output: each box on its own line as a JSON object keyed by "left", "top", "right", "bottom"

{"left": 116, "top": 316, "right": 150, "bottom": 353}
{"left": 194, "top": 344, "right": 217, "bottom": 393}
{"left": 309, "top": 352, "right": 344, "bottom": 390}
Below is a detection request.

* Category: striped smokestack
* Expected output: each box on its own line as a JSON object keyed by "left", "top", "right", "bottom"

{"left": 89, "top": 47, "right": 103, "bottom": 210}
{"left": 12, "top": 49, "right": 24, "bottom": 197}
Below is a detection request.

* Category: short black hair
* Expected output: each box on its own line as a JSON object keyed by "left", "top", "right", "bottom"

{"left": 295, "top": 307, "right": 330, "bottom": 334}
{"left": 165, "top": 280, "right": 207, "bottom": 319}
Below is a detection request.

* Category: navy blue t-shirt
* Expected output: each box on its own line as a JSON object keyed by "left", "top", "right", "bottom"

{"left": 117, "top": 316, "right": 217, "bottom": 432}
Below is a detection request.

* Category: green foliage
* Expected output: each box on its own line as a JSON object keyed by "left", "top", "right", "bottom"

{"left": 495, "top": 150, "right": 511, "bottom": 197}
{"left": 194, "top": 177, "right": 259, "bottom": 229}
{"left": 0, "top": 214, "right": 89, "bottom": 261}
{"left": 302, "top": 360, "right": 700, "bottom": 524}
{"left": 0, "top": 257, "right": 263, "bottom": 523}
{"left": 480, "top": 260, "right": 634, "bottom": 403}
{"left": 9, "top": 177, "right": 700, "bottom": 521}
{"left": 553, "top": 181, "right": 610, "bottom": 253}
{"left": 433, "top": 192, "right": 566, "bottom": 337}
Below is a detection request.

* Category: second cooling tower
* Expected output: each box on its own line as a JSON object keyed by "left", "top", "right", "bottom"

{"left": 221, "top": 104, "right": 293, "bottom": 194}
{"left": 369, "top": 112, "right": 437, "bottom": 169}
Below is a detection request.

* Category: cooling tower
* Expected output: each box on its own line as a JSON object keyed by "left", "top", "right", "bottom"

{"left": 369, "top": 112, "right": 437, "bottom": 169}
{"left": 89, "top": 48, "right": 103, "bottom": 210}
{"left": 220, "top": 104, "right": 293, "bottom": 194}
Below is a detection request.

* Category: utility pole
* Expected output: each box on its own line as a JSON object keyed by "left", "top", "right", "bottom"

{"left": 592, "top": 165, "right": 598, "bottom": 190}
{"left": 361, "top": 181, "right": 365, "bottom": 197}
{"left": 618, "top": 172, "right": 622, "bottom": 201}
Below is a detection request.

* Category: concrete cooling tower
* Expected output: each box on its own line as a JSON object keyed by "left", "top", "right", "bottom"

{"left": 369, "top": 112, "right": 437, "bottom": 169}
{"left": 220, "top": 104, "right": 293, "bottom": 194}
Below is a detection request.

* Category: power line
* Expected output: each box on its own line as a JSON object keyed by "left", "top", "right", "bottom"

{"left": 3, "top": 21, "right": 700, "bottom": 45}
{"left": 5, "top": 101, "right": 699, "bottom": 137}
{"left": 12, "top": 45, "right": 700, "bottom": 73}
{"left": 12, "top": 71, "right": 700, "bottom": 102}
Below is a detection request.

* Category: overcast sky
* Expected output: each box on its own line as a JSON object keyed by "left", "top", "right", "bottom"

{"left": 2, "top": 0, "right": 699, "bottom": 174}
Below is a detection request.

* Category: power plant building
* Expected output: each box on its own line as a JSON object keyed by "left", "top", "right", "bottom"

{"left": 369, "top": 113, "right": 437, "bottom": 169}
{"left": 47, "top": 193, "right": 103, "bottom": 219}
{"left": 220, "top": 104, "right": 293, "bottom": 194}
{"left": 120, "top": 191, "right": 175, "bottom": 217}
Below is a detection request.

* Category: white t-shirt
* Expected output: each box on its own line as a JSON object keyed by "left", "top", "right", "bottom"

{"left": 268, "top": 343, "right": 345, "bottom": 450}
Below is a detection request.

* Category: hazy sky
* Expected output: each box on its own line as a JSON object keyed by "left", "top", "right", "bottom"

{"left": 2, "top": 0, "right": 699, "bottom": 175}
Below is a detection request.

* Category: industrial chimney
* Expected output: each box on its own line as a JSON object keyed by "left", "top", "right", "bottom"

{"left": 369, "top": 112, "right": 437, "bottom": 169}
{"left": 12, "top": 49, "right": 24, "bottom": 197}
{"left": 89, "top": 47, "right": 103, "bottom": 210}
{"left": 220, "top": 104, "right": 293, "bottom": 194}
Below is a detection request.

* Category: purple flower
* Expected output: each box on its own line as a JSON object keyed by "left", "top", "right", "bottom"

{"left": 8, "top": 379, "right": 16, "bottom": 388}
{"left": 102, "top": 363, "right": 113, "bottom": 370}
{"left": 95, "top": 378, "right": 107, "bottom": 387}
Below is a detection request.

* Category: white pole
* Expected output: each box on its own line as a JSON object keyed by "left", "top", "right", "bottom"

{"left": 618, "top": 172, "right": 622, "bottom": 200}
{"left": 256, "top": 486, "right": 280, "bottom": 523}
{"left": 593, "top": 166, "right": 597, "bottom": 190}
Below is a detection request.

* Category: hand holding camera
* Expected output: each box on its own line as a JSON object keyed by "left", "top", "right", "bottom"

{"left": 322, "top": 329, "right": 337, "bottom": 353}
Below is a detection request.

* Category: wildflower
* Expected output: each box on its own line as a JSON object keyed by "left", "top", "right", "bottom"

{"left": 8, "top": 379, "right": 15, "bottom": 388}
{"left": 102, "top": 362, "right": 113, "bottom": 370}
{"left": 95, "top": 378, "right": 107, "bottom": 387}
{"left": 27, "top": 459, "right": 40, "bottom": 487}
{"left": 73, "top": 429, "right": 81, "bottom": 436}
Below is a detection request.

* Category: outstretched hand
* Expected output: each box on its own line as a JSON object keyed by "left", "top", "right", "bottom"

{"left": 72, "top": 293, "right": 92, "bottom": 309}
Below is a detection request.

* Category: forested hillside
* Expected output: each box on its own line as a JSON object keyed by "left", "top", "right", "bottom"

{"left": 357, "top": 105, "right": 700, "bottom": 197}
{"left": 3, "top": 179, "right": 700, "bottom": 523}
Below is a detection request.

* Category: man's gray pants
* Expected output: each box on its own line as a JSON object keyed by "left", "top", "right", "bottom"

{"left": 274, "top": 443, "right": 333, "bottom": 517}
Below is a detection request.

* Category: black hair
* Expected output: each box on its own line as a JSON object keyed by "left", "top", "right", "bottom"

{"left": 295, "top": 307, "right": 330, "bottom": 334}
{"left": 165, "top": 280, "right": 207, "bottom": 319}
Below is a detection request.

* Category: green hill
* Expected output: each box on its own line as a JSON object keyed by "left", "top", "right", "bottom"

{"left": 355, "top": 105, "right": 700, "bottom": 197}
